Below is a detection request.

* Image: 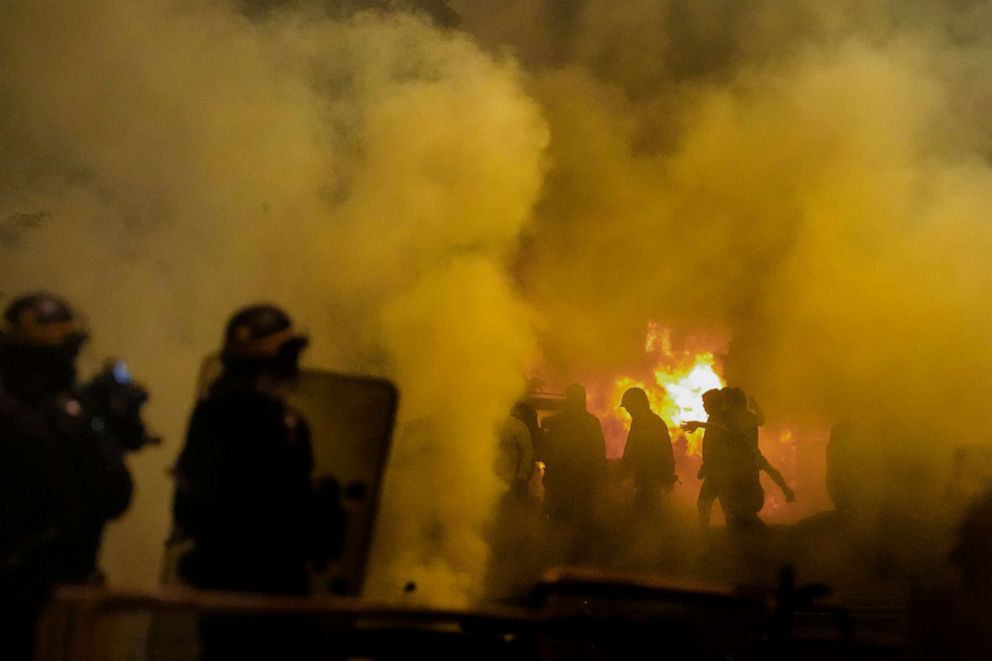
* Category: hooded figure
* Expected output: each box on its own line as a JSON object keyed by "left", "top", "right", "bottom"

{"left": 542, "top": 384, "right": 607, "bottom": 524}
{"left": 620, "top": 387, "right": 676, "bottom": 509}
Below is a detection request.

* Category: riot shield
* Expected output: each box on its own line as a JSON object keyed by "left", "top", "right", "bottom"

{"left": 287, "top": 368, "right": 397, "bottom": 595}
{"left": 161, "top": 355, "right": 397, "bottom": 596}
{"left": 148, "top": 358, "right": 396, "bottom": 660}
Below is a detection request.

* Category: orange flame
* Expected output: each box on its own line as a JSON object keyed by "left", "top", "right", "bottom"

{"left": 604, "top": 323, "right": 725, "bottom": 455}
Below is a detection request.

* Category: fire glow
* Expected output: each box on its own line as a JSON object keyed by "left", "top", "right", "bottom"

{"left": 599, "top": 323, "right": 726, "bottom": 456}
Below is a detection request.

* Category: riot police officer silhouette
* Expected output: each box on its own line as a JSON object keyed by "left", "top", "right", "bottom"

{"left": 0, "top": 293, "right": 140, "bottom": 660}
{"left": 173, "top": 304, "right": 327, "bottom": 660}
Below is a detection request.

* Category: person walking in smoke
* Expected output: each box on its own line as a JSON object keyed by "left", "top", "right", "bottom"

{"left": 689, "top": 388, "right": 730, "bottom": 533}
{"left": 495, "top": 402, "right": 536, "bottom": 497}
{"left": 486, "top": 402, "right": 542, "bottom": 600}
{"left": 173, "top": 304, "right": 342, "bottom": 661}
{"left": 542, "top": 383, "right": 607, "bottom": 526}
{"left": 619, "top": 387, "right": 677, "bottom": 512}
{"left": 683, "top": 387, "right": 794, "bottom": 531}
{"left": 913, "top": 484, "right": 992, "bottom": 658}
{"left": 723, "top": 388, "right": 795, "bottom": 527}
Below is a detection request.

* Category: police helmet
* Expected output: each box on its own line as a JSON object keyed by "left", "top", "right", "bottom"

{"left": 2, "top": 292, "right": 88, "bottom": 351}
{"left": 1, "top": 293, "right": 87, "bottom": 395}
{"left": 221, "top": 304, "right": 308, "bottom": 368}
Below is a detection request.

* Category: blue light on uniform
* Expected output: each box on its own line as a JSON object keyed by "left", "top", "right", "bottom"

{"left": 112, "top": 360, "right": 132, "bottom": 385}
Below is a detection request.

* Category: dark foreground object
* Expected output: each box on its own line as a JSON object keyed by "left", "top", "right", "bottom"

{"left": 38, "top": 568, "right": 910, "bottom": 661}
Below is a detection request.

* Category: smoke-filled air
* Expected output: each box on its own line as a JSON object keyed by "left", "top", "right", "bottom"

{"left": 3, "top": 0, "right": 992, "bottom": 607}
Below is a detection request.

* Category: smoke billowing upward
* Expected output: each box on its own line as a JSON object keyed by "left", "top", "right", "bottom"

{"left": 3, "top": 0, "right": 992, "bottom": 604}
{"left": 0, "top": 0, "right": 545, "bottom": 604}
{"left": 456, "top": 0, "right": 992, "bottom": 430}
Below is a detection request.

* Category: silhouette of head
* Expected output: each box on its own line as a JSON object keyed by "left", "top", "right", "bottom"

{"left": 220, "top": 304, "right": 308, "bottom": 383}
{"left": 722, "top": 386, "right": 747, "bottom": 410}
{"left": 564, "top": 383, "right": 587, "bottom": 412}
{"left": 0, "top": 292, "right": 87, "bottom": 397}
{"left": 702, "top": 388, "right": 723, "bottom": 416}
{"left": 620, "top": 387, "right": 651, "bottom": 417}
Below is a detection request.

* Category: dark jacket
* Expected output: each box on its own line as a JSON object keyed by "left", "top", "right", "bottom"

{"left": 622, "top": 412, "right": 676, "bottom": 491}
{"left": 173, "top": 386, "right": 315, "bottom": 593}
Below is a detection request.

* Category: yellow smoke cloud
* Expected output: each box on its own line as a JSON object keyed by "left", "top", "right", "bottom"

{"left": 457, "top": 2, "right": 992, "bottom": 417}
{"left": 456, "top": 0, "right": 992, "bottom": 522}
{"left": 0, "top": 0, "right": 546, "bottom": 605}
{"left": 6, "top": 0, "right": 992, "bottom": 602}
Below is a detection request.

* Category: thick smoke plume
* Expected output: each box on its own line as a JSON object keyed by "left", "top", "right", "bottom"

{"left": 4, "top": 0, "right": 992, "bottom": 603}
{"left": 456, "top": 1, "right": 992, "bottom": 481}
{"left": 464, "top": 0, "right": 992, "bottom": 421}
{"left": 0, "top": 0, "right": 545, "bottom": 604}
{"left": 452, "top": 1, "right": 992, "bottom": 580}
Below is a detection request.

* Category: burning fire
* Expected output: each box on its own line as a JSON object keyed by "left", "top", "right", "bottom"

{"left": 603, "top": 323, "right": 725, "bottom": 455}
{"left": 580, "top": 322, "right": 810, "bottom": 517}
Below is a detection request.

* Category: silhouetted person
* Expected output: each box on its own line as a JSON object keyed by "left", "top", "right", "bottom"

{"left": 950, "top": 485, "right": 992, "bottom": 605}
{"left": 716, "top": 388, "right": 766, "bottom": 528}
{"left": 914, "top": 486, "right": 992, "bottom": 658}
{"left": 512, "top": 399, "right": 543, "bottom": 465}
{"left": 730, "top": 390, "right": 794, "bottom": 504}
{"left": 619, "top": 387, "right": 676, "bottom": 512}
{"left": 785, "top": 419, "right": 886, "bottom": 597}
{"left": 486, "top": 402, "right": 542, "bottom": 600}
{"left": 684, "top": 388, "right": 792, "bottom": 531}
{"left": 688, "top": 388, "right": 728, "bottom": 532}
{"left": 0, "top": 294, "right": 139, "bottom": 661}
{"left": 542, "top": 384, "right": 606, "bottom": 525}
{"left": 173, "top": 304, "right": 325, "bottom": 661}
{"left": 495, "top": 404, "right": 535, "bottom": 497}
